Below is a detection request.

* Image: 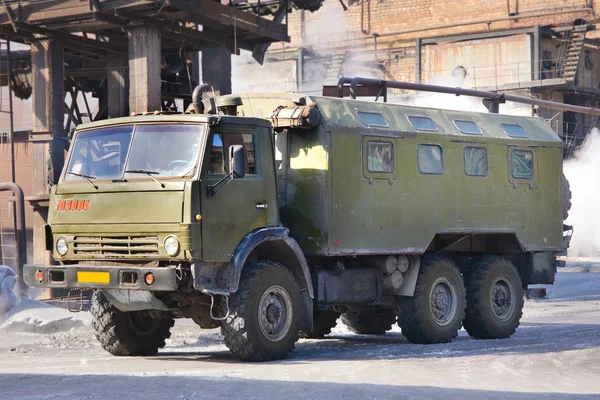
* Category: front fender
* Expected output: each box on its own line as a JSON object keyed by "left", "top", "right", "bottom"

{"left": 220, "top": 227, "right": 314, "bottom": 299}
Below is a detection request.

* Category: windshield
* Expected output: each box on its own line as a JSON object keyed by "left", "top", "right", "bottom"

{"left": 65, "top": 123, "right": 204, "bottom": 181}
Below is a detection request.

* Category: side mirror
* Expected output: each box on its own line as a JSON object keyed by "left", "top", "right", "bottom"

{"left": 229, "top": 145, "right": 246, "bottom": 178}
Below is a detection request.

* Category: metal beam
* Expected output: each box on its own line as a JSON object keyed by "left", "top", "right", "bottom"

{"left": 0, "top": 0, "right": 157, "bottom": 25}
{"left": 115, "top": 9, "right": 236, "bottom": 48}
{"left": 14, "top": 22, "right": 126, "bottom": 54}
{"left": 165, "top": 0, "right": 288, "bottom": 42}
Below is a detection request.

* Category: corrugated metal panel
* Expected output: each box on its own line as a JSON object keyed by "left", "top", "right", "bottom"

{"left": 424, "top": 34, "right": 532, "bottom": 89}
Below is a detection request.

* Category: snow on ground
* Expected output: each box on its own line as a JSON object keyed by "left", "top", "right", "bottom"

{"left": 0, "top": 259, "right": 599, "bottom": 399}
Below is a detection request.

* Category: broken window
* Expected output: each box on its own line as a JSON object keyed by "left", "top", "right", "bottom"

{"left": 511, "top": 150, "right": 534, "bottom": 179}
{"left": 367, "top": 141, "right": 394, "bottom": 173}
{"left": 464, "top": 147, "right": 488, "bottom": 177}
{"left": 417, "top": 144, "right": 444, "bottom": 175}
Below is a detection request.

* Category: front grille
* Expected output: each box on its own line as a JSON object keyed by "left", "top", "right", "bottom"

{"left": 73, "top": 236, "right": 159, "bottom": 257}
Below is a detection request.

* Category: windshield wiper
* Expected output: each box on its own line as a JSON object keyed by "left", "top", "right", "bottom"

{"left": 66, "top": 171, "right": 98, "bottom": 189}
{"left": 125, "top": 169, "right": 165, "bottom": 188}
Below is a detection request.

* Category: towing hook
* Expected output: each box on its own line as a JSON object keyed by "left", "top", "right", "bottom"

{"left": 208, "top": 293, "right": 230, "bottom": 321}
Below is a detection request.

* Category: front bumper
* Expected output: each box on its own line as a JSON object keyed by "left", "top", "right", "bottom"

{"left": 23, "top": 264, "right": 178, "bottom": 291}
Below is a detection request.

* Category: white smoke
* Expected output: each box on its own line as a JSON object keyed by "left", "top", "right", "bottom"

{"left": 564, "top": 128, "right": 600, "bottom": 257}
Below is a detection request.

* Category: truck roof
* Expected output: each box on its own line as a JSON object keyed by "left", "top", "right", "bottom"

{"left": 238, "top": 93, "right": 563, "bottom": 145}
{"left": 74, "top": 113, "right": 272, "bottom": 131}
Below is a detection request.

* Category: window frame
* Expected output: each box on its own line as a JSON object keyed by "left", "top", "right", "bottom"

{"left": 463, "top": 146, "right": 488, "bottom": 177}
{"left": 356, "top": 111, "right": 389, "bottom": 128}
{"left": 453, "top": 120, "right": 483, "bottom": 135}
{"left": 417, "top": 143, "right": 444, "bottom": 175}
{"left": 407, "top": 115, "right": 439, "bottom": 132}
{"left": 510, "top": 148, "right": 535, "bottom": 180}
{"left": 501, "top": 123, "right": 529, "bottom": 138}
{"left": 362, "top": 136, "right": 397, "bottom": 180}
{"left": 205, "top": 130, "right": 260, "bottom": 179}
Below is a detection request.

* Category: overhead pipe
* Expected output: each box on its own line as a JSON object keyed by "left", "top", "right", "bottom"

{"left": 339, "top": 76, "right": 600, "bottom": 116}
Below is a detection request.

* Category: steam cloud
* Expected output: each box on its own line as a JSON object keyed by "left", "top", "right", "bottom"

{"left": 564, "top": 128, "right": 600, "bottom": 257}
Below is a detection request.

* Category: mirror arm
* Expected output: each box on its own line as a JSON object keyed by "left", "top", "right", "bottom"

{"left": 207, "top": 172, "right": 234, "bottom": 197}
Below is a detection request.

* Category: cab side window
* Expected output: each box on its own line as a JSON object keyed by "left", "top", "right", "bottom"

{"left": 208, "top": 133, "right": 225, "bottom": 175}
{"left": 209, "top": 132, "right": 257, "bottom": 176}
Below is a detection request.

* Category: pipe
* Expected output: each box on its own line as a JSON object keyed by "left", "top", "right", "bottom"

{"left": 342, "top": 77, "right": 600, "bottom": 116}
{"left": 192, "top": 83, "right": 210, "bottom": 114}
{"left": 0, "top": 182, "right": 26, "bottom": 299}
{"left": 6, "top": 37, "right": 15, "bottom": 183}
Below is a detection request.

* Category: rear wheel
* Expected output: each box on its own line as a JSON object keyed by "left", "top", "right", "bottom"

{"left": 341, "top": 309, "right": 396, "bottom": 334}
{"left": 463, "top": 256, "right": 524, "bottom": 339}
{"left": 220, "top": 261, "right": 301, "bottom": 361}
{"left": 562, "top": 173, "right": 572, "bottom": 221}
{"left": 398, "top": 256, "right": 466, "bottom": 344}
{"left": 91, "top": 291, "right": 174, "bottom": 356}
{"left": 300, "top": 310, "right": 339, "bottom": 338}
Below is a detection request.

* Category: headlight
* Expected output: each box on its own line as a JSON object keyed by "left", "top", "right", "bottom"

{"left": 56, "top": 237, "right": 68, "bottom": 256}
{"left": 164, "top": 236, "right": 180, "bottom": 256}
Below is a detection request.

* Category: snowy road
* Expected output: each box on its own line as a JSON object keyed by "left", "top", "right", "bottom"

{"left": 1, "top": 259, "right": 600, "bottom": 399}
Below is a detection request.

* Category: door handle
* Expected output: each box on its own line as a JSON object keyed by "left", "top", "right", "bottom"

{"left": 255, "top": 203, "right": 268, "bottom": 209}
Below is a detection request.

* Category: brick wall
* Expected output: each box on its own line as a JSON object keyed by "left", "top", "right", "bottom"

{"left": 285, "top": 0, "right": 594, "bottom": 51}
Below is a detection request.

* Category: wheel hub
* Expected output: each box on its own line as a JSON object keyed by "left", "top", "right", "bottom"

{"left": 128, "top": 311, "right": 161, "bottom": 337}
{"left": 258, "top": 285, "right": 293, "bottom": 342}
{"left": 429, "top": 278, "right": 457, "bottom": 326}
{"left": 490, "top": 278, "right": 514, "bottom": 321}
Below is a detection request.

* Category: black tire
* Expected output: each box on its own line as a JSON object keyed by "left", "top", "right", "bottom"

{"left": 300, "top": 310, "right": 339, "bottom": 338}
{"left": 562, "top": 173, "right": 572, "bottom": 221}
{"left": 463, "top": 255, "right": 524, "bottom": 339}
{"left": 398, "top": 256, "right": 466, "bottom": 344}
{"left": 91, "top": 291, "right": 174, "bottom": 356}
{"left": 220, "top": 261, "right": 302, "bottom": 362}
{"left": 341, "top": 309, "right": 396, "bottom": 334}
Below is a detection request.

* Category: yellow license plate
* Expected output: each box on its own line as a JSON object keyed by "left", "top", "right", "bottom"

{"left": 77, "top": 271, "right": 110, "bottom": 284}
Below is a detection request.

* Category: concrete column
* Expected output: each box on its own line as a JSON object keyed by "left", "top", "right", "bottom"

{"left": 202, "top": 45, "right": 231, "bottom": 95}
{"left": 31, "top": 39, "right": 65, "bottom": 273}
{"left": 128, "top": 26, "right": 161, "bottom": 113}
{"left": 107, "top": 55, "right": 129, "bottom": 118}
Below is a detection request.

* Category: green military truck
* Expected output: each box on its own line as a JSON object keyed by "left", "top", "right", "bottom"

{"left": 24, "top": 82, "right": 569, "bottom": 361}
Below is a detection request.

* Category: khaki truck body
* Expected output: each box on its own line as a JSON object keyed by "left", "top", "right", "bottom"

{"left": 23, "top": 90, "right": 567, "bottom": 361}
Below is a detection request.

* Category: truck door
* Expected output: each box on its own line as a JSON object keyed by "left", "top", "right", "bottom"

{"left": 199, "top": 127, "right": 270, "bottom": 262}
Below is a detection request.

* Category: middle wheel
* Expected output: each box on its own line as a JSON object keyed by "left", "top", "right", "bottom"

{"left": 398, "top": 256, "right": 466, "bottom": 344}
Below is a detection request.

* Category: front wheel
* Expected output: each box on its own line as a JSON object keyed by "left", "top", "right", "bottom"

{"left": 221, "top": 261, "right": 301, "bottom": 361}
{"left": 398, "top": 256, "right": 466, "bottom": 344}
{"left": 91, "top": 291, "right": 174, "bottom": 356}
{"left": 463, "top": 256, "right": 524, "bottom": 339}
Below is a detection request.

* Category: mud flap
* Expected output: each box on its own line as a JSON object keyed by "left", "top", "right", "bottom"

{"left": 103, "top": 289, "right": 170, "bottom": 312}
